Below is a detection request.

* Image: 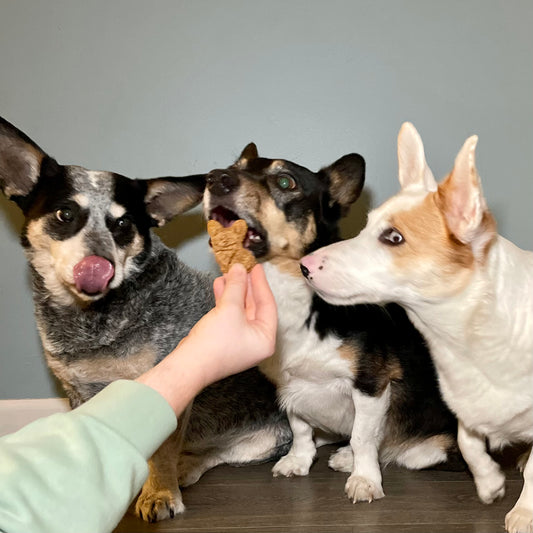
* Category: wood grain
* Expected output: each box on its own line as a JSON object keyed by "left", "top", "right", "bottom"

{"left": 115, "top": 445, "right": 524, "bottom": 533}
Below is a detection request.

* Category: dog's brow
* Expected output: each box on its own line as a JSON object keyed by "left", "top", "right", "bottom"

{"left": 73, "top": 194, "right": 90, "bottom": 208}
{"left": 267, "top": 160, "right": 286, "bottom": 173}
{"left": 109, "top": 202, "right": 126, "bottom": 218}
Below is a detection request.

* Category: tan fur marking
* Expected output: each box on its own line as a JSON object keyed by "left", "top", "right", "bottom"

{"left": 45, "top": 345, "right": 158, "bottom": 386}
{"left": 380, "top": 433, "right": 454, "bottom": 464}
{"left": 268, "top": 160, "right": 285, "bottom": 173}
{"left": 268, "top": 257, "right": 303, "bottom": 278}
{"left": 257, "top": 197, "right": 317, "bottom": 260}
{"left": 389, "top": 193, "right": 476, "bottom": 297}
{"left": 337, "top": 343, "right": 359, "bottom": 375}
{"left": 387, "top": 359, "right": 403, "bottom": 382}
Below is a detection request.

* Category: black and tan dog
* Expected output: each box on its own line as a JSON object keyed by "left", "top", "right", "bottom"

{"left": 0, "top": 118, "right": 291, "bottom": 522}
{"left": 204, "top": 144, "right": 463, "bottom": 504}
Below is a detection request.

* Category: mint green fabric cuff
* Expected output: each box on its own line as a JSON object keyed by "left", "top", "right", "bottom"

{"left": 75, "top": 380, "right": 178, "bottom": 459}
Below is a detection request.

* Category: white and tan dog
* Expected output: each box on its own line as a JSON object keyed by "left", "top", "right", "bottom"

{"left": 300, "top": 123, "right": 533, "bottom": 533}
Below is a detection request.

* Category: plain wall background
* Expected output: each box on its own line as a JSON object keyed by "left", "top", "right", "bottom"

{"left": 1, "top": 0, "right": 532, "bottom": 399}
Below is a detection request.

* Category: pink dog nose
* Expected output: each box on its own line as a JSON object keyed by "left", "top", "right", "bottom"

{"left": 300, "top": 254, "right": 320, "bottom": 278}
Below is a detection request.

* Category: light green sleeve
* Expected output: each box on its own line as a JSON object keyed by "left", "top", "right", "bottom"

{"left": 0, "top": 380, "right": 177, "bottom": 533}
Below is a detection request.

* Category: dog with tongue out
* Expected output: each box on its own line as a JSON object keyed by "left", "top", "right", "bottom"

{"left": 0, "top": 116, "right": 292, "bottom": 522}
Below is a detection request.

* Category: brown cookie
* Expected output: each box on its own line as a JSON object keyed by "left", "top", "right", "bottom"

{"left": 207, "top": 219, "right": 257, "bottom": 273}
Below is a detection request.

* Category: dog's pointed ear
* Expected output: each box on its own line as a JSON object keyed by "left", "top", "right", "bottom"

{"left": 0, "top": 117, "right": 50, "bottom": 204}
{"left": 144, "top": 174, "right": 207, "bottom": 227}
{"left": 234, "top": 142, "right": 258, "bottom": 168}
{"left": 322, "top": 153, "right": 365, "bottom": 214}
{"left": 438, "top": 135, "right": 495, "bottom": 251}
{"left": 397, "top": 122, "right": 437, "bottom": 192}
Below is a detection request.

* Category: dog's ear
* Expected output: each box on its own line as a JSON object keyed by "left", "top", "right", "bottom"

{"left": 322, "top": 153, "right": 365, "bottom": 213}
{"left": 397, "top": 122, "right": 437, "bottom": 192}
{"left": 234, "top": 142, "right": 258, "bottom": 168}
{"left": 438, "top": 136, "right": 495, "bottom": 253}
{"left": 0, "top": 117, "right": 50, "bottom": 205}
{"left": 144, "top": 174, "right": 207, "bottom": 227}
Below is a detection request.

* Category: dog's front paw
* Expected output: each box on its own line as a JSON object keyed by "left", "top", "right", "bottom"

{"left": 272, "top": 454, "right": 313, "bottom": 477}
{"left": 328, "top": 445, "right": 352, "bottom": 473}
{"left": 135, "top": 488, "right": 185, "bottom": 523}
{"left": 474, "top": 468, "right": 506, "bottom": 504}
{"left": 505, "top": 505, "right": 533, "bottom": 533}
{"left": 345, "top": 474, "right": 385, "bottom": 503}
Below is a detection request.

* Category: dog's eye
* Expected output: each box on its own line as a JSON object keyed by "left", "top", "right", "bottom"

{"left": 277, "top": 175, "right": 297, "bottom": 190}
{"left": 379, "top": 228, "right": 404, "bottom": 246}
{"left": 115, "top": 216, "right": 132, "bottom": 230}
{"left": 55, "top": 208, "right": 74, "bottom": 223}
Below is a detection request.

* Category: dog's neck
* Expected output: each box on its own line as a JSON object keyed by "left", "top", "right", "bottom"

{"left": 403, "top": 235, "right": 533, "bottom": 362}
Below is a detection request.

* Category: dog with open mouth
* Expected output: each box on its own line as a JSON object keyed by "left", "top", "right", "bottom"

{"left": 0, "top": 117, "right": 291, "bottom": 522}
{"left": 204, "top": 143, "right": 463, "bottom": 504}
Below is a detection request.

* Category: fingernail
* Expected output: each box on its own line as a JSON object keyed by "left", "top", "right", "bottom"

{"left": 229, "top": 263, "right": 246, "bottom": 277}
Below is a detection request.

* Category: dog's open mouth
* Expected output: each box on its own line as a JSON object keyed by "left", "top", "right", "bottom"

{"left": 209, "top": 206, "right": 264, "bottom": 251}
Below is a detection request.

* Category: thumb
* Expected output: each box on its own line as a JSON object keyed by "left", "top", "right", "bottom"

{"left": 220, "top": 263, "right": 247, "bottom": 307}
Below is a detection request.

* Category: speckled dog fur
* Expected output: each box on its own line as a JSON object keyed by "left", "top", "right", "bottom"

{"left": 0, "top": 117, "right": 290, "bottom": 523}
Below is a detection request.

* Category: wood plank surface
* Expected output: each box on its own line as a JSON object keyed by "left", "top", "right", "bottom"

{"left": 115, "top": 445, "right": 524, "bottom": 533}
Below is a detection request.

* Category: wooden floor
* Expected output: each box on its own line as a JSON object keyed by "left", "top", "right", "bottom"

{"left": 114, "top": 445, "right": 523, "bottom": 533}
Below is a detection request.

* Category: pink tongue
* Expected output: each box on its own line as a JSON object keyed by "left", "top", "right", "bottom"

{"left": 73, "top": 256, "right": 114, "bottom": 294}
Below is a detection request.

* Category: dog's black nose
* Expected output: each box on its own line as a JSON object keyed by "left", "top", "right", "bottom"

{"left": 300, "top": 264, "right": 310, "bottom": 278}
{"left": 206, "top": 170, "right": 239, "bottom": 196}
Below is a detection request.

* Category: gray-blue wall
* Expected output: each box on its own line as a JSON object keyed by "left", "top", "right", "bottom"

{"left": 1, "top": 0, "right": 532, "bottom": 399}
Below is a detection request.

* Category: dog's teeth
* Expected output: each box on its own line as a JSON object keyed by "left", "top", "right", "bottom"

{"left": 249, "top": 233, "right": 262, "bottom": 243}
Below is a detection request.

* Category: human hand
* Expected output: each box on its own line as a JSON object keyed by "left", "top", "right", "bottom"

{"left": 136, "top": 263, "right": 277, "bottom": 416}
{"left": 178, "top": 263, "right": 278, "bottom": 388}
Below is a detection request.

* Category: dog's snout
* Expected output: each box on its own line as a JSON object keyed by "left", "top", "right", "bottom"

{"left": 206, "top": 170, "right": 239, "bottom": 196}
{"left": 300, "top": 263, "right": 310, "bottom": 278}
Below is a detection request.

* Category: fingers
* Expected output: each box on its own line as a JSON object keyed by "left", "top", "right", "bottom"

{"left": 213, "top": 276, "right": 225, "bottom": 304}
{"left": 249, "top": 264, "right": 277, "bottom": 332}
{"left": 245, "top": 274, "right": 257, "bottom": 321}
{"left": 219, "top": 264, "right": 247, "bottom": 307}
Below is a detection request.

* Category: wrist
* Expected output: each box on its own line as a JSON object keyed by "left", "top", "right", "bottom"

{"left": 136, "top": 341, "right": 209, "bottom": 416}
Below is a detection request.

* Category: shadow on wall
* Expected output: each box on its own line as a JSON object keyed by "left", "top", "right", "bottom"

{"left": 339, "top": 189, "right": 372, "bottom": 240}
{"left": 1, "top": 195, "right": 24, "bottom": 235}
{"left": 155, "top": 210, "right": 207, "bottom": 249}
{"left": 0, "top": 196, "right": 65, "bottom": 398}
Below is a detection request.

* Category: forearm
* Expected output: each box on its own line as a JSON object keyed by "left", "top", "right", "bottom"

{"left": 0, "top": 380, "right": 177, "bottom": 533}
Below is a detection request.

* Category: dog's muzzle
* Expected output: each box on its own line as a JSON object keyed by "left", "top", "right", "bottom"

{"left": 206, "top": 170, "right": 239, "bottom": 196}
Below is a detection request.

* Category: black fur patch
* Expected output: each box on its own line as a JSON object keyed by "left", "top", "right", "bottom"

{"left": 308, "top": 297, "right": 457, "bottom": 440}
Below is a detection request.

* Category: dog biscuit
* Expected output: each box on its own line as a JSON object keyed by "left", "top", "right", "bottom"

{"left": 207, "top": 219, "right": 257, "bottom": 273}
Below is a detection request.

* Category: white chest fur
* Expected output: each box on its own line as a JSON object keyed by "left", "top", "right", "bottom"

{"left": 260, "top": 261, "right": 355, "bottom": 437}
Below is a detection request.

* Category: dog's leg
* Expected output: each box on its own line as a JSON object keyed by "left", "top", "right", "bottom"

{"left": 179, "top": 425, "right": 289, "bottom": 486}
{"left": 135, "top": 434, "right": 184, "bottom": 522}
{"left": 272, "top": 413, "right": 316, "bottom": 477}
{"left": 135, "top": 405, "right": 191, "bottom": 523}
{"left": 457, "top": 421, "right": 506, "bottom": 504}
{"left": 328, "top": 445, "right": 353, "bottom": 473}
{"left": 344, "top": 386, "right": 390, "bottom": 503}
{"left": 505, "top": 449, "right": 533, "bottom": 533}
